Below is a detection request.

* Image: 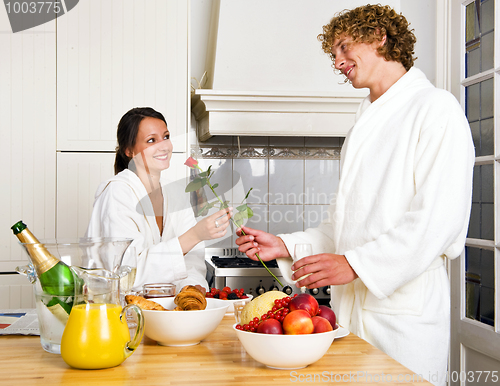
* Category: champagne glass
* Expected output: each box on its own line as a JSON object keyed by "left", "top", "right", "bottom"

{"left": 293, "top": 244, "right": 312, "bottom": 293}
{"left": 120, "top": 246, "right": 138, "bottom": 327}
{"left": 120, "top": 246, "right": 138, "bottom": 297}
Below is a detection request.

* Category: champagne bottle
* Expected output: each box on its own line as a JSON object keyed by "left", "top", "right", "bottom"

{"left": 11, "top": 221, "right": 75, "bottom": 314}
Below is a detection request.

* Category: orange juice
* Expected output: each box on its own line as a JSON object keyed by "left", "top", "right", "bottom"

{"left": 61, "top": 303, "right": 130, "bottom": 369}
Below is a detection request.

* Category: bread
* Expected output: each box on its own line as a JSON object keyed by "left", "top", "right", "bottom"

{"left": 125, "top": 285, "right": 207, "bottom": 311}
{"left": 125, "top": 294, "right": 168, "bottom": 311}
{"left": 174, "top": 285, "right": 207, "bottom": 311}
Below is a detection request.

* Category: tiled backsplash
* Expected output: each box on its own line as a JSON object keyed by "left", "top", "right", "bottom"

{"left": 190, "top": 136, "right": 344, "bottom": 248}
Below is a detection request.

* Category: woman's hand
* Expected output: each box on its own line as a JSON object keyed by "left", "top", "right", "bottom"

{"left": 193, "top": 208, "right": 233, "bottom": 241}
{"left": 179, "top": 208, "right": 232, "bottom": 254}
{"left": 291, "top": 253, "right": 358, "bottom": 288}
{"left": 235, "top": 226, "right": 290, "bottom": 261}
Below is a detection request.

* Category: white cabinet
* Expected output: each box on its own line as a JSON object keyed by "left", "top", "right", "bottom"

{"left": 56, "top": 153, "right": 115, "bottom": 239}
{"left": 0, "top": 17, "right": 57, "bottom": 269}
{"left": 0, "top": 1, "right": 190, "bottom": 308}
{"left": 0, "top": 275, "right": 35, "bottom": 309}
{"left": 56, "top": 0, "right": 189, "bottom": 153}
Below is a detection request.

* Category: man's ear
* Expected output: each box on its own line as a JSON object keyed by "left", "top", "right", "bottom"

{"left": 374, "top": 28, "right": 387, "bottom": 47}
{"left": 379, "top": 34, "right": 387, "bottom": 46}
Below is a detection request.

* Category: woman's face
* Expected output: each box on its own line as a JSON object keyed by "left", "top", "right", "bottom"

{"left": 127, "top": 117, "right": 173, "bottom": 174}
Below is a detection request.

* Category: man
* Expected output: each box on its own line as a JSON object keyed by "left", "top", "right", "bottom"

{"left": 236, "top": 5, "right": 474, "bottom": 386}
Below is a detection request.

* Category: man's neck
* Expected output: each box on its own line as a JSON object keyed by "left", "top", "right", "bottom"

{"left": 369, "top": 62, "right": 408, "bottom": 102}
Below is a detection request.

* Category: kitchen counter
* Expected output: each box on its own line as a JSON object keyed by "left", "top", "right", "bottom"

{"left": 0, "top": 316, "right": 431, "bottom": 385}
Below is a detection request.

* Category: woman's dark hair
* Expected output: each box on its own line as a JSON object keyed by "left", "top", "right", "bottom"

{"left": 318, "top": 4, "right": 417, "bottom": 71}
{"left": 114, "top": 107, "right": 167, "bottom": 174}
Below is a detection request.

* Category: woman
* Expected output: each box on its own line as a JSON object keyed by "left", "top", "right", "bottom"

{"left": 86, "top": 107, "right": 231, "bottom": 292}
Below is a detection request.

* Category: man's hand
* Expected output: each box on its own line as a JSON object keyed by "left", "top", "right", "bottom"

{"left": 235, "top": 226, "right": 290, "bottom": 261}
{"left": 292, "top": 253, "right": 358, "bottom": 288}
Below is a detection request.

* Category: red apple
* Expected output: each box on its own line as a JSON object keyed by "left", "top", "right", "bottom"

{"left": 311, "top": 316, "right": 333, "bottom": 333}
{"left": 256, "top": 318, "right": 283, "bottom": 334}
{"left": 282, "top": 310, "right": 314, "bottom": 335}
{"left": 317, "top": 305, "right": 336, "bottom": 330}
{"left": 289, "top": 293, "right": 319, "bottom": 317}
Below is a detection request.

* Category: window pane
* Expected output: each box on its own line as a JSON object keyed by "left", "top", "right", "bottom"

{"left": 466, "top": 84, "right": 480, "bottom": 122}
{"left": 481, "top": 32, "right": 494, "bottom": 71}
{"left": 480, "top": 118, "right": 494, "bottom": 156}
{"left": 481, "top": 0, "right": 494, "bottom": 33}
{"left": 466, "top": 48, "right": 481, "bottom": 77}
{"left": 482, "top": 164, "right": 494, "bottom": 203}
{"left": 466, "top": 2, "right": 480, "bottom": 42}
{"left": 480, "top": 287, "right": 494, "bottom": 325}
{"left": 465, "top": 247, "right": 494, "bottom": 327}
{"left": 468, "top": 203, "right": 480, "bottom": 238}
{"left": 466, "top": 79, "right": 494, "bottom": 156}
{"left": 468, "top": 165, "right": 494, "bottom": 240}
{"left": 465, "top": 0, "right": 495, "bottom": 76}
{"left": 470, "top": 121, "right": 480, "bottom": 153}
{"left": 481, "top": 203, "right": 494, "bottom": 240}
{"left": 481, "top": 78, "right": 494, "bottom": 119}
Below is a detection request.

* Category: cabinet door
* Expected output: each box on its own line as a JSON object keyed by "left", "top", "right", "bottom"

{"left": 0, "top": 16, "right": 56, "bottom": 270}
{"left": 56, "top": 152, "right": 115, "bottom": 239}
{"left": 56, "top": 0, "right": 188, "bottom": 153}
{"left": 0, "top": 275, "right": 35, "bottom": 309}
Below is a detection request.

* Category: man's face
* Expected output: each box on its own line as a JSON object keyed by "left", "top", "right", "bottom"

{"left": 331, "top": 35, "right": 386, "bottom": 90}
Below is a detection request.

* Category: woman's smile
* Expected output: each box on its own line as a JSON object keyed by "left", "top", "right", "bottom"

{"left": 154, "top": 152, "right": 170, "bottom": 161}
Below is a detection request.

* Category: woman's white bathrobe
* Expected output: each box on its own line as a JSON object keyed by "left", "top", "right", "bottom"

{"left": 86, "top": 169, "right": 208, "bottom": 292}
{"left": 278, "top": 68, "right": 474, "bottom": 385}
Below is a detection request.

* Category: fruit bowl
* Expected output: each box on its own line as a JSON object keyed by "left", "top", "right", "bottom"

{"left": 233, "top": 323, "right": 338, "bottom": 369}
{"left": 142, "top": 298, "right": 229, "bottom": 346}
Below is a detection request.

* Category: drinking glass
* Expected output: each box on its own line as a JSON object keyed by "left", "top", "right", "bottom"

{"left": 119, "top": 246, "right": 138, "bottom": 328}
{"left": 233, "top": 300, "right": 246, "bottom": 324}
{"left": 293, "top": 244, "right": 313, "bottom": 293}
{"left": 119, "top": 246, "right": 137, "bottom": 296}
{"left": 142, "top": 283, "right": 176, "bottom": 298}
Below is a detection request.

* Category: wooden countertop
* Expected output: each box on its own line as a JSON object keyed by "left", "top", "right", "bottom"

{"left": 0, "top": 316, "right": 430, "bottom": 385}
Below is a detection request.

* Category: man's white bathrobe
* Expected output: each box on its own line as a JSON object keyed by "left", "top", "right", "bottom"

{"left": 278, "top": 68, "right": 474, "bottom": 385}
{"left": 86, "top": 169, "right": 208, "bottom": 292}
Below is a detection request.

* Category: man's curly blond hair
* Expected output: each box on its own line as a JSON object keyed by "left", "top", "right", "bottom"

{"left": 318, "top": 4, "right": 416, "bottom": 71}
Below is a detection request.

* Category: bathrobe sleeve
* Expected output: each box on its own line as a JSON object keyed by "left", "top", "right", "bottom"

{"left": 86, "top": 180, "right": 196, "bottom": 290}
{"left": 163, "top": 184, "right": 208, "bottom": 290}
{"left": 344, "top": 91, "right": 474, "bottom": 299}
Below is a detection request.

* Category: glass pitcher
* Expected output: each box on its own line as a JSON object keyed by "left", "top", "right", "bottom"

{"left": 15, "top": 237, "right": 134, "bottom": 354}
{"left": 60, "top": 267, "right": 144, "bottom": 369}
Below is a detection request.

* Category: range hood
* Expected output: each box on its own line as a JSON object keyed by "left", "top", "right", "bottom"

{"left": 190, "top": 0, "right": 367, "bottom": 141}
{"left": 191, "top": 90, "right": 365, "bottom": 141}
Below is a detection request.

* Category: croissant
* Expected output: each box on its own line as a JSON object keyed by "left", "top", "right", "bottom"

{"left": 174, "top": 285, "right": 207, "bottom": 311}
{"left": 125, "top": 294, "right": 168, "bottom": 311}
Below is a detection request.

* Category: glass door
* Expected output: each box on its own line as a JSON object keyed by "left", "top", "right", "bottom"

{"left": 449, "top": 0, "right": 500, "bottom": 384}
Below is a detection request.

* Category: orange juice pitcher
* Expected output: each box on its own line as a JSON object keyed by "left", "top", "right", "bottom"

{"left": 61, "top": 267, "right": 144, "bottom": 369}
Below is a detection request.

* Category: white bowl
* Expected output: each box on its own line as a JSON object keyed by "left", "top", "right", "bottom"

{"left": 221, "top": 294, "right": 253, "bottom": 314}
{"left": 142, "top": 298, "right": 229, "bottom": 346}
{"left": 233, "top": 324, "right": 337, "bottom": 369}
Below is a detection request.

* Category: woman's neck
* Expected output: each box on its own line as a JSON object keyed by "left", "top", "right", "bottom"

{"left": 135, "top": 169, "right": 161, "bottom": 194}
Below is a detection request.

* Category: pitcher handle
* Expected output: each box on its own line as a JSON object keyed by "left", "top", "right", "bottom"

{"left": 15, "top": 264, "right": 37, "bottom": 284}
{"left": 121, "top": 304, "right": 144, "bottom": 357}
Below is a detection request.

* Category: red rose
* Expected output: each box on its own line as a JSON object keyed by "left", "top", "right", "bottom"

{"left": 184, "top": 157, "right": 198, "bottom": 168}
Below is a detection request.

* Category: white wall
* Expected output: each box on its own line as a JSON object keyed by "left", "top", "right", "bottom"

{"left": 190, "top": 0, "right": 437, "bottom": 93}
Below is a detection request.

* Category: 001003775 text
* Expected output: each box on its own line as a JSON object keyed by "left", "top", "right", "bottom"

{"left": 446, "top": 370, "right": 499, "bottom": 383}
